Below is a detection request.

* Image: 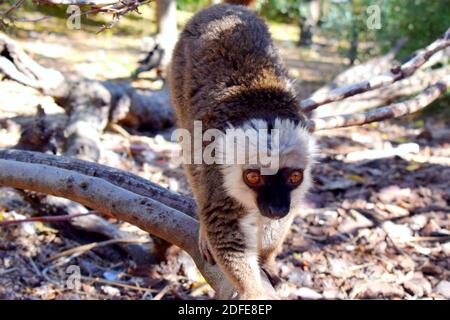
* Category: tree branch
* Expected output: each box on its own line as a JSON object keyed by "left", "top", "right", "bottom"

{"left": 300, "top": 28, "right": 450, "bottom": 112}
{"left": 0, "top": 212, "right": 92, "bottom": 226}
{"left": 36, "top": 0, "right": 121, "bottom": 4}
{"left": 0, "top": 33, "right": 65, "bottom": 91}
{"left": 311, "top": 65, "right": 450, "bottom": 119}
{"left": 307, "top": 75, "right": 449, "bottom": 131}
{"left": 0, "top": 149, "right": 197, "bottom": 217}
{"left": 0, "top": 159, "right": 196, "bottom": 250}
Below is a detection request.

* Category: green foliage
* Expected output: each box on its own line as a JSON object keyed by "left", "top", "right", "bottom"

{"left": 258, "top": 0, "right": 303, "bottom": 22}
{"left": 374, "top": 0, "right": 450, "bottom": 58}
{"left": 258, "top": 0, "right": 449, "bottom": 60}
{"left": 176, "top": 0, "right": 212, "bottom": 12}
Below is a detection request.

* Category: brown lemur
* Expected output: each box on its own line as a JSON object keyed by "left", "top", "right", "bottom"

{"left": 169, "top": 0, "right": 316, "bottom": 299}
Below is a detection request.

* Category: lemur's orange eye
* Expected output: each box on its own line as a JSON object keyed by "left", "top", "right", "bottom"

{"left": 244, "top": 170, "right": 262, "bottom": 186}
{"left": 287, "top": 170, "right": 303, "bottom": 186}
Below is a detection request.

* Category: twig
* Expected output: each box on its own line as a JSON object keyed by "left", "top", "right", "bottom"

{"left": 0, "top": 212, "right": 92, "bottom": 226}
{"left": 26, "top": 255, "right": 43, "bottom": 277}
{"left": 153, "top": 283, "right": 172, "bottom": 300}
{"left": 80, "top": 275, "right": 156, "bottom": 293}
{"left": 40, "top": 0, "right": 154, "bottom": 33}
{"left": 13, "top": 16, "right": 52, "bottom": 22}
{"left": 307, "top": 75, "right": 449, "bottom": 131}
{"left": 300, "top": 28, "right": 450, "bottom": 112}
{"left": 2, "top": 0, "right": 26, "bottom": 18}
{"left": 36, "top": 0, "right": 120, "bottom": 4}
{"left": 407, "top": 235, "right": 450, "bottom": 243}
{"left": 0, "top": 267, "right": 18, "bottom": 275}
{"left": 47, "top": 238, "right": 150, "bottom": 262}
{"left": 0, "top": 0, "right": 51, "bottom": 24}
{"left": 190, "top": 282, "right": 210, "bottom": 297}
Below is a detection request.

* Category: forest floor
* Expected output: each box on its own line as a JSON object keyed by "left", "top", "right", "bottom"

{"left": 0, "top": 12, "right": 449, "bottom": 300}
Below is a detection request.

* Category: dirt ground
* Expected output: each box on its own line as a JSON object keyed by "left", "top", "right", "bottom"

{"left": 0, "top": 20, "right": 449, "bottom": 300}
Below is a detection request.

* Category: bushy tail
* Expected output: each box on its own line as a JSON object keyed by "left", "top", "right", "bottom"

{"left": 224, "top": 0, "right": 255, "bottom": 7}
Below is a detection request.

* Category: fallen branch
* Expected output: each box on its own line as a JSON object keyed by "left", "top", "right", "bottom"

{"left": 62, "top": 80, "right": 112, "bottom": 161}
{"left": 0, "top": 154, "right": 275, "bottom": 298}
{"left": 0, "top": 149, "right": 197, "bottom": 217}
{"left": 79, "top": 275, "right": 156, "bottom": 293}
{"left": 300, "top": 28, "right": 450, "bottom": 112}
{"left": 0, "top": 33, "right": 65, "bottom": 91}
{"left": 0, "top": 33, "right": 175, "bottom": 131}
{"left": 311, "top": 65, "right": 450, "bottom": 118}
{"left": 307, "top": 75, "right": 449, "bottom": 131}
{"left": 47, "top": 238, "right": 150, "bottom": 262}
{"left": 0, "top": 212, "right": 92, "bottom": 226}
{"left": 14, "top": 105, "right": 56, "bottom": 153}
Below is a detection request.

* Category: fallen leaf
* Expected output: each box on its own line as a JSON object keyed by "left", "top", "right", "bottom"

{"left": 345, "top": 174, "right": 366, "bottom": 183}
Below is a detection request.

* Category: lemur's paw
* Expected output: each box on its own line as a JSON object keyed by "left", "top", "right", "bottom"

{"left": 199, "top": 235, "right": 215, "bottom": 265}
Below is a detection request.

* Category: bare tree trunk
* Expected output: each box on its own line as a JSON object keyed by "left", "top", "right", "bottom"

{"left": 156, "top": 0, "right": 177, "bottom": 70}
{"left": 298, "top": 0, "right": 320, "bottom": 47}
{"left": 348, "top": 20, "right": 358, "bottom": 66}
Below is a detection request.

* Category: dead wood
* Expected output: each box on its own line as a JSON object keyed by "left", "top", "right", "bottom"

{"left": 301, "top": 28, "right": 450, "bottom": 113}
{"left": 311, "top": 66, "right": 450, "bottom": 118}
{"left": 14, "top": 105, "right": 56, "bottom": 153}
{"left": 307, "top": 75, "right": 449, "bottom": 131}
{"left": 11, "top": 108, "right": 158, "bottom": 267}
{"left": 0, "top": 152, "right": 276, "bottom": 298}
{"left": 0, "top": 149, "right": 197, "bottom": 217}
{"left": 0, "top": 33, "right": 175, "bottom": 136}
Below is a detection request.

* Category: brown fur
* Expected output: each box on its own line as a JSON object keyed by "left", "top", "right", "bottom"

{"left": 169, "top": 3, "right": 307, "bottom": 299}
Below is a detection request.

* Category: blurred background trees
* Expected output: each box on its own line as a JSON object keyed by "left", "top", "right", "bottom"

{"left": 1, "top": 0, "right": 449, "bottom": 64}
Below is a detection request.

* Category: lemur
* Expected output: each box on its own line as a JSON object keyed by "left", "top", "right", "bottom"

{"left": 169, "top": 0, "right": 316, "bottom": 299}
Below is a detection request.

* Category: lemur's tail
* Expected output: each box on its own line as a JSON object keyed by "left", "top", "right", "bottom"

{"left": 223, "top": 0, "right": 256, "bottom": 7}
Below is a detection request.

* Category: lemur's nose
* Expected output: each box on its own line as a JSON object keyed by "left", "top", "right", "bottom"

{"left": 265, "top": 204, "right": 290, "bottom": 219}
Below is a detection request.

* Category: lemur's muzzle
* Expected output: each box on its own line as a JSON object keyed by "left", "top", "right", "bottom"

{"left": 257, "top": 193, "right": 291, "bottom": 220}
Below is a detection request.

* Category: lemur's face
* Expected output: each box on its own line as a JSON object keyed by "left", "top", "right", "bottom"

{"left": 243, "top": 168, "right": 303, "bottom": 219}
{"left": 220, "top": 118, "right": 316, "bottom": 220}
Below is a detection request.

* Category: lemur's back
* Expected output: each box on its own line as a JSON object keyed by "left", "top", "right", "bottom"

{"left": 170, "top": 4, "right": 301, "bottom": 133}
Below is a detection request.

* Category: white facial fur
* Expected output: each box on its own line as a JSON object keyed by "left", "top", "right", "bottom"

{"left": 220, "top": 118, "right": 317, "bottom": 212}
